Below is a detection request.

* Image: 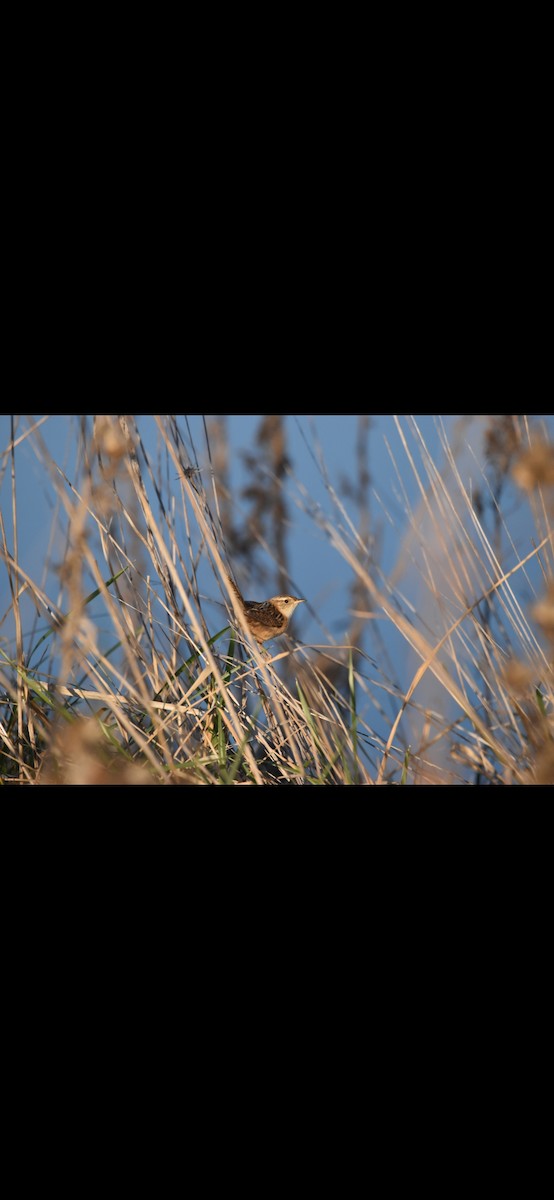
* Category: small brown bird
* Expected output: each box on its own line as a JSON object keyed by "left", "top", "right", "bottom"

{"left": 228, "top": 578, "right": 305, "bottom": 646}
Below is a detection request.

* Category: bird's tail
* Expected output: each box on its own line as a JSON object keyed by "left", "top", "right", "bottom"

{"left": 227, "top": 577, "right": 244, "bottom": 607}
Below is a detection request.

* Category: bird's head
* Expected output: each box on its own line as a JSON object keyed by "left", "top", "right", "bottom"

{"left": 268, "top": 596, "right": 305, "bottom": 617}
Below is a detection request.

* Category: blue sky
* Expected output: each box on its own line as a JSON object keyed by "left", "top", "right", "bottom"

{"left": 1, "top": 413, "right": 461, "bottom": 652}
{"left": 1, "top": 412, "right": 550, "bottom": 642}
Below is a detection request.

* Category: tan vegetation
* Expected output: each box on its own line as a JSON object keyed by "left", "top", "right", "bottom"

{"left": 1, "top": 414, "right": 553, "bottom": 785}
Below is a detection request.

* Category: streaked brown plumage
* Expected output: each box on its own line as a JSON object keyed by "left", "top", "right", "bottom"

{"left": 228, "top": 578, "right": 305, "bottom": 645}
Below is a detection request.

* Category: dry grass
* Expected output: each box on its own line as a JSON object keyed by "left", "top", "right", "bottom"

{"left": 1, "top": 414, "right": 553, "bottom": 785}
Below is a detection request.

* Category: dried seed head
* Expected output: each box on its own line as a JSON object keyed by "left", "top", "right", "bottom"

{"left": 532, "top": 584, "right": 554, "bottom": 637}
{"left": 502, "top": 658, "right": 535, "bottom": 696}
{"left": 512, "top": 442, "right": 554, "bottom": 492}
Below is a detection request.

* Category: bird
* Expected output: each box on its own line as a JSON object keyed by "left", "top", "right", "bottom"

{"left": 227, "top": 578, "right": 305, "bottom": 646}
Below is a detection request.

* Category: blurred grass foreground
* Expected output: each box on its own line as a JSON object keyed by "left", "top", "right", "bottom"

{"left": 1, "top": 414, "right": 554, "bottom": 785}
